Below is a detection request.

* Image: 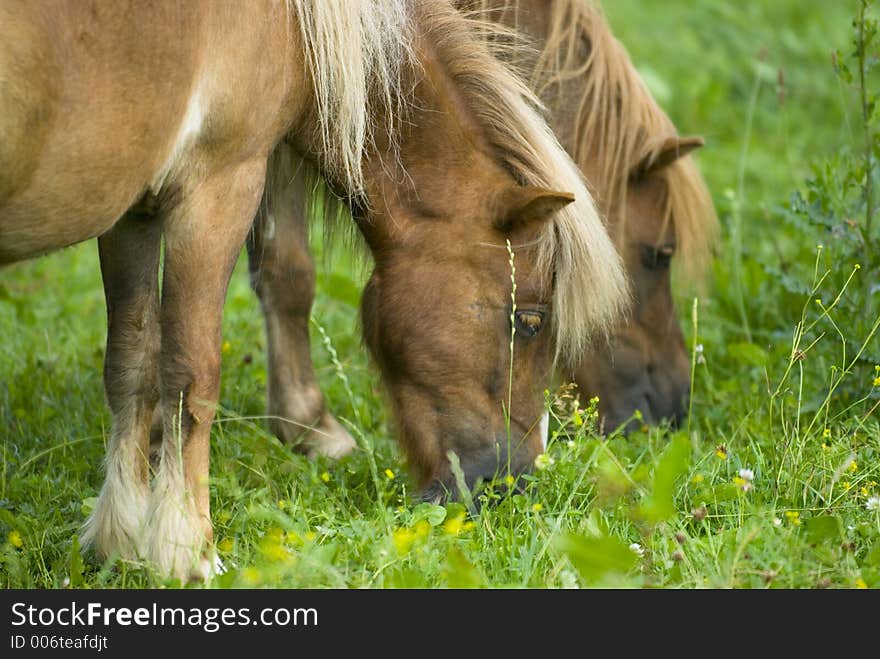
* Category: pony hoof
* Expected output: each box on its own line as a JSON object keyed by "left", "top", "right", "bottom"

{"left": 192, "top": 553, "right": 226, "bottom": 582}
{"left": 305, "top": 413, "right": 357, "bottom": 460}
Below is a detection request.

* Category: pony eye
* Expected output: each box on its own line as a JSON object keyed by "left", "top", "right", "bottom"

{"left": 641, "top": 244, "right": 675, "bottom": 270}
{"left": 514, "top": 310, "right": 544, "bottom": 338}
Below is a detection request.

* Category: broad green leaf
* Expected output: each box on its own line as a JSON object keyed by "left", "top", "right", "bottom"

{"left": 638, "top": 434, "right": 691, "bottom": 523}
{"left": 864, "top": 542, "right": 880, "bottom": 567}
{"left": 803, "top": 515, "right": 842, "bottom": 544}
{"left": 593, "top": 449, "right": 633, "bottom": 505}
{"left": 387, "top": 567, "right": 429, "bottom": 589}
{"left": 442, "top": 547, "right": 485, "bottom": 588}
{"left": 69, "top": 536, "right": 84, "bottom": 588}
{"left": 411, "top": 502, "right": 447, "bottom": 526}
{"left": 553, "top": 533, "right": 638, "bottom": 583}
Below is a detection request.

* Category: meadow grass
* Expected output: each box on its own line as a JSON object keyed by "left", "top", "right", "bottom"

{"left": 2, "top": 0, "right": 879, "bottom": 589}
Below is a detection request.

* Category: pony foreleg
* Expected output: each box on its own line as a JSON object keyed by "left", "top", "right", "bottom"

{"left": 247, "top": 147, "right": 355, "bottom": 459}
{"left": 81, "top": 210, "right": 162, "bottom": 564}
{"left": 146, "top": 158, "right": 267, "bottom": 581}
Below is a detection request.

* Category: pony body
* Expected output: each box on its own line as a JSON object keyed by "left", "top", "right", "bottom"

{"left": 0, "top": 0, "right": 625, "bottom": 579}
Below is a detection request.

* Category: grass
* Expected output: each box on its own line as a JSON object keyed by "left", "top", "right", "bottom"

{"left": 2, "top": 0, "right": 879, "bottom": 589}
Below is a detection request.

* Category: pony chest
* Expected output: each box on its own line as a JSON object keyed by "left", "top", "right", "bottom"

{"left": 150, "top": 82, "right": 211, "bottom": 194}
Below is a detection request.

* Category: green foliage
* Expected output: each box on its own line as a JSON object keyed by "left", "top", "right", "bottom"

{"left": 553, "top": 533, "right": 638, "bottom": 584}
{"left": 2, "top": 1, "right": 879, "bottom": 590}
{"left": 636, "top": 434, "right": 691, "bottom": 524}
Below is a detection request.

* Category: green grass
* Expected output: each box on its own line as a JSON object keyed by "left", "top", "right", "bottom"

{"left": 2, "top": 0, "right": 879, "bottom": 589}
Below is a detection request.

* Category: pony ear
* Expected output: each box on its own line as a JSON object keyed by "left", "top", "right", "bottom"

{"left": 494, "top": 186, "right": 575, "bottom": 234}
{"left": 633, "top": 135, "right": 704, "bottom": 179}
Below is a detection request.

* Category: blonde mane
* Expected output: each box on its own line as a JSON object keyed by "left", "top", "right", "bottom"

{"left": 287, "top": 0, "right": 629, "bottom": 364}
{"left": 289, "top": 0, "right": 414, "bottom": 197}
{"left": 470, "top": 0, "right": 718, "bottom": 277}
{"left": 535, "top": 0, "right": 718, "bottom": 275}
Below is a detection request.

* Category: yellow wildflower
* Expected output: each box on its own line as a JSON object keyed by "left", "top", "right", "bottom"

{"left": 784, "top": 510, "right": 801, "bottom": 526}
{"left": 732, "top": 476, "right": 752, "bottom": 492}
{"left": 218, "top": 538, "right": 234, "bottom": 553}
{"left": 414, "top": 520, "right": 431, "bottom": 539}
{"left": 242, "top": 568, "right": 261, "bottom": 585}
{"left": 855, "top": 578, "right": 868, "bottom": 589}
{"left": 384, "top": 468, "right": 395, "bottom": 480}
{"left": 392, "top": 528, "right": 415, "bottom": 555}
{"left": 691, "top": 474, "right": 704, "bottom": 484}
{"left": 849, "top": 461, "right": 858, "bottom": 473}
{"left": 843, "top": 481, "right": 852, "bottom": 490}
{"left": 873, "top": 376, "right": 880, "bottom": 387}
{"left": 8, "top": 530, "right": 23, "bottom": 548}
{"left": 443, "top": 517, "right": 463, "bottom": 536}
{"left": 822, "top": 428, "right": 831, "bottom": 438}
{"left": 531, "top": 503, "right": 543, "bottom": 513}
{"left": 321, "top": 471, "right": 330, "bottom": 483}
{"left": 504, "top": 474, "right": 516, "bottom": 487}
{"left": 222, "top": 340, "right": 231, "bottom": 354}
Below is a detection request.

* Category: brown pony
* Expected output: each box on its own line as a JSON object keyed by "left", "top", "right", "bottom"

{"left": 0, "top": 0, "right": 625, "bottom": 579}
{"left": 249, "top": 0, "right": 718, "bottom": 455}
{"left": 478, "top": 0, "right": 718, "bottom": 431}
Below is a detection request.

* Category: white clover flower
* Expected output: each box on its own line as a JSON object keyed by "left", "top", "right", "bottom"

{"left": 738, "top": 468, "right": 754, "bottom": 482}
{"left": 772, "top": 517, "right": 782, "bottom": 527}
{"left": 629, "top": 542, "right": 645, "bottom": 557}
{"left": 534, "top": 453, "right": 554, "bottom": 470}
{"left": 867, "top": 496, "right": 880, "bottom": 512}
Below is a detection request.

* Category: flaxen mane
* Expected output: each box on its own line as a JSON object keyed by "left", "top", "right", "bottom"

{"left": 471, "top": 0, "right": 718, "bottom": 277}
{"left": 534, "top": 0, "right": 718, "bottom": 275}
{"left": 284, "top": 0, "right": 629, "bottom": 364}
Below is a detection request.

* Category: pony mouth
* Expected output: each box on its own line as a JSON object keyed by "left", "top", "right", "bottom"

{"left": 601, "top": 389, "right": 688, "bottom": 434}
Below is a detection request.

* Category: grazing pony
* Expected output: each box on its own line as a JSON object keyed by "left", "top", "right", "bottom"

{"left": 249, "top": 0, "right": 718, "bottom": 453}
{"left": 482, "top": 0, "right": 719, "bottom": 429}
{"left": 0, "top": 0, "right": 626, "bottom": 579}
